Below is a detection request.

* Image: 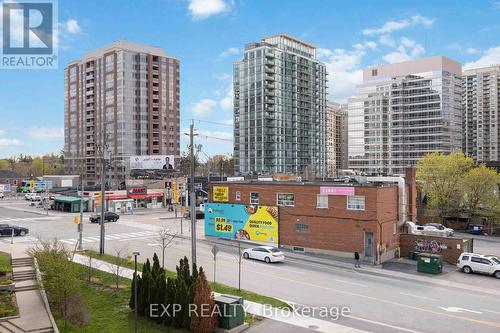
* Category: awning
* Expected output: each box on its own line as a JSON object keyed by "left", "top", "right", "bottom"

{"left": 106, "top": 195, "right": 128, "bottom": 200}
{"left": 128, "top": 193, "right": 163, "bottom": 199}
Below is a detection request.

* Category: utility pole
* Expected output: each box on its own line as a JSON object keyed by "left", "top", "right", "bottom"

{"left": 97, "top": 124, "right": 108, "bottom": 255}
{"left": 78, "top": 175, "right": 84, "bottom": 250}
{"left": 189, "top": 121, "right": 197, "bottom": 265}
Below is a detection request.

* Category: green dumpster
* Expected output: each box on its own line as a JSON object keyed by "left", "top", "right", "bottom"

{"left": 215, "top": 295, "right": 245, "bottom": 330}
{"left": 417, "top": 253, "right": 443, "bottom": 274}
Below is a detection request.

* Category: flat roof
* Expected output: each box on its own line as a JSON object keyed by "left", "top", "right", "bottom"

{"left": 209, "top": 181, "right": 394, "bottom": 188}
{"left": 54, "top": 196, "right": 89, "bottom": 203}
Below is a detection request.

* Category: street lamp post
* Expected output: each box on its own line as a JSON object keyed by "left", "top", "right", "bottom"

{"left": 133, "top": 251, "right": 140, "bottom": 333}
{"left": 78, "top": 175, "right": 84, "bottom": 250}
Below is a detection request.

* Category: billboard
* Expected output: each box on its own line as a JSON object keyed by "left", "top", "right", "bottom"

{"left": 130, "top": 155, "right": 175, "bottom": 170}
{"left": 205, "top": 203, "right": 279, "bottom": 245}
{"left": 212, "top": 186, "right": 229, "bottom": 202}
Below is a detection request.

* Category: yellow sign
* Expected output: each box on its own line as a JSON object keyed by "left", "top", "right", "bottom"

{"left": 213, "top": 186, "right": 229, "bottom": 202}
{"left": 30, "top": 180, "right": 35, "bottom": 189}
{"left": 73, "top": 216, "right": 79, "bottom": 224}
{"left": 181, "top": 206, "right": 187, "bottom": 214}
{"left": 172, "top": 181, "right": 179, "bottom": 204}
{"left": 215, "top": 217, "right": 232, "bottom": 233}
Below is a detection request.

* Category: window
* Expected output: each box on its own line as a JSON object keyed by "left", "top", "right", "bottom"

{"left": 480, "top": 258, "right": 492, "bottom": 265}
{"left": 471, "top": 257, "right": 481, "bottom": 263}
{"left": 316, "top": 195, "right": 328, "bottom": 209}
{"left": 372, "top": 69, "right": 378, "bottom": 76}
{"left": 235, "top": 191, "right": 241, "bottom": 201}
{"left": 250, "top": 192, "right": 259, "bottom": 205}
{"left": 347, "top": 196, "right": 365, "bottom": 210}
{"left": 461, "top": 255, "right": 469, "bottom": 261}
{"left": 295, "top": 224, "right": 309, "bottom": 232}
{"left": 277, "top": 193, "right": 295, "bottom": 206}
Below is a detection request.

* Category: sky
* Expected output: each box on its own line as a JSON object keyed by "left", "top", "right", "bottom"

{"left": 1, "top": 0, "right": 500, "bottom": 160}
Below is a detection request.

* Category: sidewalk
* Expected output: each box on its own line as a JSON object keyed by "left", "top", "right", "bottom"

{"left": 0, "top": 246, "right": 57, "bottom": 333}
{"left": 71, "top": 253, "right": 367, "bottom": 333}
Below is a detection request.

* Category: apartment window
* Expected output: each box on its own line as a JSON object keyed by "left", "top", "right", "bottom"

{"left": 317, "top": 195, "right": 328, "bottom": 209}
{"left": 277, "top": 193, "right": 295, "bottom": 207}
{"left": 236, "top": 191, "right": 241, "bottom": 201}
{"left": 372, "top": 69, "right": 378, "bottom": 76}
{"left": 250, "top": 192, "right": 259, "bottom": 205}
{"left": 347, "top": 196, "right": 365, "bottom": 211}
{"left": 295, "top": 224, "right": 309, "bottom": 233}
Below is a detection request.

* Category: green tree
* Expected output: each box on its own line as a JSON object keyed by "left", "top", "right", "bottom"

{"left": 461, "top": 164, "right": 500, "bottom": 226}
{"left": 129, "top": 272, "right": 141, "bottom": 310}
{"left": 138, "top": 259, "right": 151, "bottom": 316}
{"left": 416, "top": 152, "right": 474, "bottom": 221}
{"left": 0, "top": 159, "right": 9, "bottom": 170}
{"left": 163, "top": 277, "right": 176, "bottom": 326}
{"left": 190, "top": 268, "right": 218, "bottom": 333}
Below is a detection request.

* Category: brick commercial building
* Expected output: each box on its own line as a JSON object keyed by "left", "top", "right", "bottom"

{"left": 208, "top": 171, "right": 416, "bottom": 264}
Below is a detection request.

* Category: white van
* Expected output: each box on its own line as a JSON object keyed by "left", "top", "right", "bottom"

{"left": 457, "top": 252, "right": 500, "bottom": 279}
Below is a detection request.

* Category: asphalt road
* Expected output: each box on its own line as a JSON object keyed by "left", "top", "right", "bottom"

{"left": 1, "top": 200, "right": 500, "bottom": 333}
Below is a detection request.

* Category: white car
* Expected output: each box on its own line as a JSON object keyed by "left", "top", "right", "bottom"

{"left": 24, "top": 193, "right": 34, "bottom": 200}
{"left": 242, "top": 246, "right": 285, "bottom": 263}
{"left": 30, "top": 194, "right": 42, "bottom": 201}
{"left": 457, "top": 252, "right": 500, "bottom": 279}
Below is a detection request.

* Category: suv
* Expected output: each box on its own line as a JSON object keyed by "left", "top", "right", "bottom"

{"left": 89, "top": 212, "right": 120, "bottom": 223}
{"left": 457, "top": 252, "right": 500, "bottom": 279}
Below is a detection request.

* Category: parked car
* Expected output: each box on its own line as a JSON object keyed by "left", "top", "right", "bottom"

{"left": 0, "top": 224, "right": 29, "bottom": 236}
{"left": 0, "top": 192, "right": 4, "bottom": 199}
{"left": 89, "top": 212, "right": 120, "bottom": 223}
{"left": 242, "top": 246, "right": 285, "bottom": 263}
{"left": 424, "top": 223, "right": 454, "bottom": 236}
{"left": 24, "top": 193, "right": 34, "bottom": 200}
{"left": 183, "top": 209, "right": 205, "bottom": 219}
{"left": 468, "top": 224, "right": 484, "bottom": 235}
{"left": 457, "top": 252, "right": 500, "bottom": 279}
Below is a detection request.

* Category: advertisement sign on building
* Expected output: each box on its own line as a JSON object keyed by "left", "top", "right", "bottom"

{"left": 213, "top": 186, "right": 229, "bottom": 202}
{"left": 205, "top": 203, "right": 279, "bottom": 245}
{"left": 127, "top": 187, "right": 147, "bottom": 195}
{"left": 0, "top": 184, "right": 11, "bottom": 193}
{"left": 320, "top": 186, "right": 355, "bottom": 196}
{"left": 130, "top": 155, "right": 175, "bottom": 170}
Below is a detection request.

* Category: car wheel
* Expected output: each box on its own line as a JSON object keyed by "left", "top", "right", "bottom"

{"left": 494, "top": 271, "right": 500, "bottom": 279}
{"left": 19, "top": 231, "right": 26, "bottom": 236}
{"left": 243, "top": 252, "right": 249, "bottom": 259}
{"left": 264, "top": 257, "right": 271, "bottom": 263}
{"left": 462, "top": 266, "right": 472, "bottom": 274}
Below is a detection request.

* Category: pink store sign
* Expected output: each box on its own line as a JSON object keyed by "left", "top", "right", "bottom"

{"left": 320, "top": 187, "right": 355, "bottom": 196}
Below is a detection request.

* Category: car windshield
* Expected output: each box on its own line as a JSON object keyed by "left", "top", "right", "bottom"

{"left": 490, "top": 257, "right": 500, "bottom": 264}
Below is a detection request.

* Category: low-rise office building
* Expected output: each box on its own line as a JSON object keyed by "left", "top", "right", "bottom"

{"left": 208, "top": 170, "right": 416, "bottom": 263}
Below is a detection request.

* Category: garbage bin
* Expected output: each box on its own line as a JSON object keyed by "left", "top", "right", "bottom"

{"left": 417, "top": 253, "right": 443, "bottom": 274}
{"left": 215, "top": 294, "right": 245, "bottom": 330}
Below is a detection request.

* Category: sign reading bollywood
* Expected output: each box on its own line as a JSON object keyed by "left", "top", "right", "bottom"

{"left": 204, "top": 203, "right": 279, "bottom": 245}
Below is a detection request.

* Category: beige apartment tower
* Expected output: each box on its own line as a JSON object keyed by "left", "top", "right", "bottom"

{"left": 348, "top": 56, "right": 462, "bottom": 175}
{"left": 64, "top": 41, "right": 180, "bottom": 187}
{"left": 462, "top": 65, "right": 500, "bottom": 163}
{"left": 326, "top": 102, "right": 348, "bottom": 177}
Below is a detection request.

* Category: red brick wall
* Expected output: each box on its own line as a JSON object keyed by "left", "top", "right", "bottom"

{"left": 208, "top": 183, "right": 399, "bottom": 259}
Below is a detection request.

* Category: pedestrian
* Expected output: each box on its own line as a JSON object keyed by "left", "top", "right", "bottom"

{"left": 354, "top": 251, "right": 361, "bottom": 268}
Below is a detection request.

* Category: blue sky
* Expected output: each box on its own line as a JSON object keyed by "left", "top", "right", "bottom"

{"left": 1, "top": 0, "right": 500, "bottom": 159}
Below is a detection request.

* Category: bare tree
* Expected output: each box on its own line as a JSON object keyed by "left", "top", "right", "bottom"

{"left": 157, "top": 225, "right": 177, "bottom": 269}
{"left": 106, "top": 245, "right": 129, "bottom": 289}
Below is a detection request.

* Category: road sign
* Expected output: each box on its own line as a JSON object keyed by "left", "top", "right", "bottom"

{"left": 211, "top": 244, "right": 219, "bottom": 257}
{"left": 73, "top": 216, "right": 79, "bottom": 224}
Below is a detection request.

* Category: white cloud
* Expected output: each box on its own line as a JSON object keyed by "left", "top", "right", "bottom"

{"left": 192, "top": 99, "right": 218, "bottom": 116}
{"left": 382, "top": 37, "right": 425, "bottom": 64}
{"left": 65, "top": 19, "right": 81, "bottom": 34}
{"left": 379, "top": 34, "right": 396, "bottom": 48}
{"left": 494, "top": 2, "right": 500, "bottom": 9}
{"left": 220, "top": 47, "right": 240, "bottom": 58}
{"left": 188, "top": 0, "right": 232, "bottom": 20}
{"left": 219, "top": 82, "right": 233, "bottom": 111}
{"left": 466, "top": 48, "right": 480, "bottom": 55}
{"left": 362, "top": 14, "right": 434, "bottom": 36}
{"left": 464, "top": 46, "right": 500, "bottom": 70}
{"left": 26, "top": 126, "right": 63, "bottom": 140}
{"left": 317, "top": 47, "right": 365, "bottom": 102}
{"left": 0, "top": 130, "right": 23, "bottom": 146}
{"left": 222, "top": 119, "right": 233, "bottom": 125}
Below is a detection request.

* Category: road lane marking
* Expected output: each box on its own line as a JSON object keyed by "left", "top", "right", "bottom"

{"left": 332, "top": 278, "right": 367, "bottom": 287}
{"left": 242, "top": 266, "right": 500, "bottom": 329}
{"left": 481, "top": 309, "right": 500, "bottom": 315}
{"left": 348, "top": 314, "right": 425, "bottom": 333}
{"left": 439, "top": 307, "right": 482, "bottom": 314}
{"left": 400, "top": 293, "right": 439, "bottom": 302}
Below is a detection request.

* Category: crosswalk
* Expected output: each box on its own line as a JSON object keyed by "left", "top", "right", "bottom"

{"left": 0, "top": 230, "right": 159, "bottom": 245}
{"left": 0, "top": 217, "right": 52, "bottom": 224}
{"left": 60, "top": 230, "right": 158, "bottom": 245}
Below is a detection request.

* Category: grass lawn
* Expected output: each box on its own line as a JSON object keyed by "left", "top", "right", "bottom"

{"left": 0, "top": 251, "right": 11, "bottom": 275}
{"left": 0, "top": 291, "right": 17, "bottom": 318}
{"left": 57, "top": 263, "right": 186, "bottom": 333}
{"left": 82, "top": 250, "right": 291, "bottom": 310}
